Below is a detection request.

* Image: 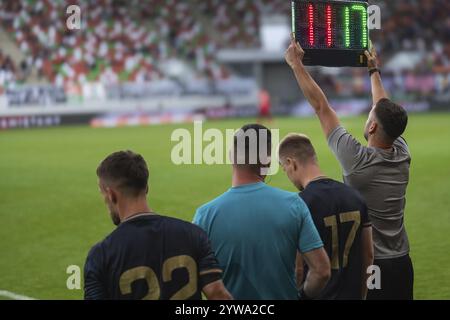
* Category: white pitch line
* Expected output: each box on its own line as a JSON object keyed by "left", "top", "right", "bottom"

{"left": 0, "top": 290, "right": 36, "bottom": 300}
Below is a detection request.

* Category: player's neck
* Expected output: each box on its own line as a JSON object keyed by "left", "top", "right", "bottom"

{"left": 232, "top": 168, "right": 264, "bottom": 187}
{"left": 118, "top": 198, "right": 152, "bottom": 222}
{"left": 300, "top": 164, "right": 326, "bottom": 190}
{"left": 368, "top": 135, "right": 392, "bottom": 150}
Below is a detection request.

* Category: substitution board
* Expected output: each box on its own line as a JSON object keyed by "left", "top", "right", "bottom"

{"left": 291, "top": 0, "right": 369, "bottom": 67}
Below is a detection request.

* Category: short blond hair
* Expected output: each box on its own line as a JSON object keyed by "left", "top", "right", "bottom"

{"left": 278, "top": 133, "right": 317, "bottom": 164}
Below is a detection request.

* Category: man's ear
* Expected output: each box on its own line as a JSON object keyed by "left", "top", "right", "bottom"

{"left": 286, "top": 157, "right": 297, "bottom": 171}
{"left": 369, "top": 121, "right": 378, "bottom": 135}
{"left": 107, "top": 187, "right": 118, "bottom": 204}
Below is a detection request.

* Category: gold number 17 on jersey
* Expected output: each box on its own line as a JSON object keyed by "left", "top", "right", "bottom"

{"left": 324, "top": 211, "right": 361, "bottom": 269}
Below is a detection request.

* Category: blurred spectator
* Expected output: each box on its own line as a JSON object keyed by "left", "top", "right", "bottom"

{"left": 0, "top": 49, "right": 17, "bottom": 90}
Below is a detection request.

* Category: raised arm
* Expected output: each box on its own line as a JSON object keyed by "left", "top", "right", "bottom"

{"left": 285, "top": 37, "right": 340, "bottom": 138}
{"left": 365, "top": 45, "right": 389, "bottom": 105}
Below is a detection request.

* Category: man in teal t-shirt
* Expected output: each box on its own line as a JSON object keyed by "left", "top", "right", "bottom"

{"left": 193, "top": 124, "right": 330, "bottom": 300}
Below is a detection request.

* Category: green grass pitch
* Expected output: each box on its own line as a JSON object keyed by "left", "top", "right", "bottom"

{"left": 0, "top": 113, "right": 449, "bottom": 300}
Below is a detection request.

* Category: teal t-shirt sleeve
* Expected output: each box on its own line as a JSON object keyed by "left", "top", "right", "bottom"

{"left": 192, "top": 208, "right": 201, "bottom": 225}
{"left": 192, "top": 207, "right": 207, "bottom": 231}
{"left": 294, "top": 198, "right": 324, "bottom": 253}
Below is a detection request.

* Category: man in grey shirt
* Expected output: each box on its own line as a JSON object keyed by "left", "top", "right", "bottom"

{"left": 285, "top": 37, "right": 413, "bottom": 299}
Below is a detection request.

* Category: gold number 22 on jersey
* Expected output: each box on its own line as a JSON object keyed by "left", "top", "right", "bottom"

{"left": 119, "top": 255, "right": 197, "bottom": 300}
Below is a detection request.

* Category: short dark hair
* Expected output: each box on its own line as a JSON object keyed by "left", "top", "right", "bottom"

{"left": 96, "top": 150, "right": 149, "bottom": 197}
{"left": 374, "top": 98, "right": 408, "bottom": 142}
{"left": 233, "top": 124, "right": 272, "bottom": 174}
{"left": 279, "top": 133, "right": 317, "bottom": 164}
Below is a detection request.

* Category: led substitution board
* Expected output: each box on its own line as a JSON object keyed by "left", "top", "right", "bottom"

{"left": 291, "top": 0, "right": 369, "bottom": 67}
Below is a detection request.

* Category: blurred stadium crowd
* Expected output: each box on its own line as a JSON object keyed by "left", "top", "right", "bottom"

{"left": 0, "top": 0, "right": 449, "bottom": 104}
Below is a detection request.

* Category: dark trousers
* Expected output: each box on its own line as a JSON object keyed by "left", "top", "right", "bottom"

{"left": 367, "top": 254, "right": 414, "bottom": 300}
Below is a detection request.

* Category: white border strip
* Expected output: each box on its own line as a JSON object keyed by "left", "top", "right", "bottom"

{"left": 0, "top": 290, "right": 36, "bottom": 300}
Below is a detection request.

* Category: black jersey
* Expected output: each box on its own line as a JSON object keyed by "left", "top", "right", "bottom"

{"left": 84, "top": 214, "right": 222, "bottom": 300}
{"left": 300, "top": 178, "right": 371, "bottom": 300}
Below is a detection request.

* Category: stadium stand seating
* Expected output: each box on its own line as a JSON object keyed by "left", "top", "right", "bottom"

{"left": 0, "top": 0, "right": 448, "bottom": 97}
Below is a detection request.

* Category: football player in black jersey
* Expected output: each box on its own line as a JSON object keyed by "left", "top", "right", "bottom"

{"left": 279, "top": 134, "right": 373, "bottom": 299}
{"left": 84, "top": 150, "right": 232, "bottom": 300}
